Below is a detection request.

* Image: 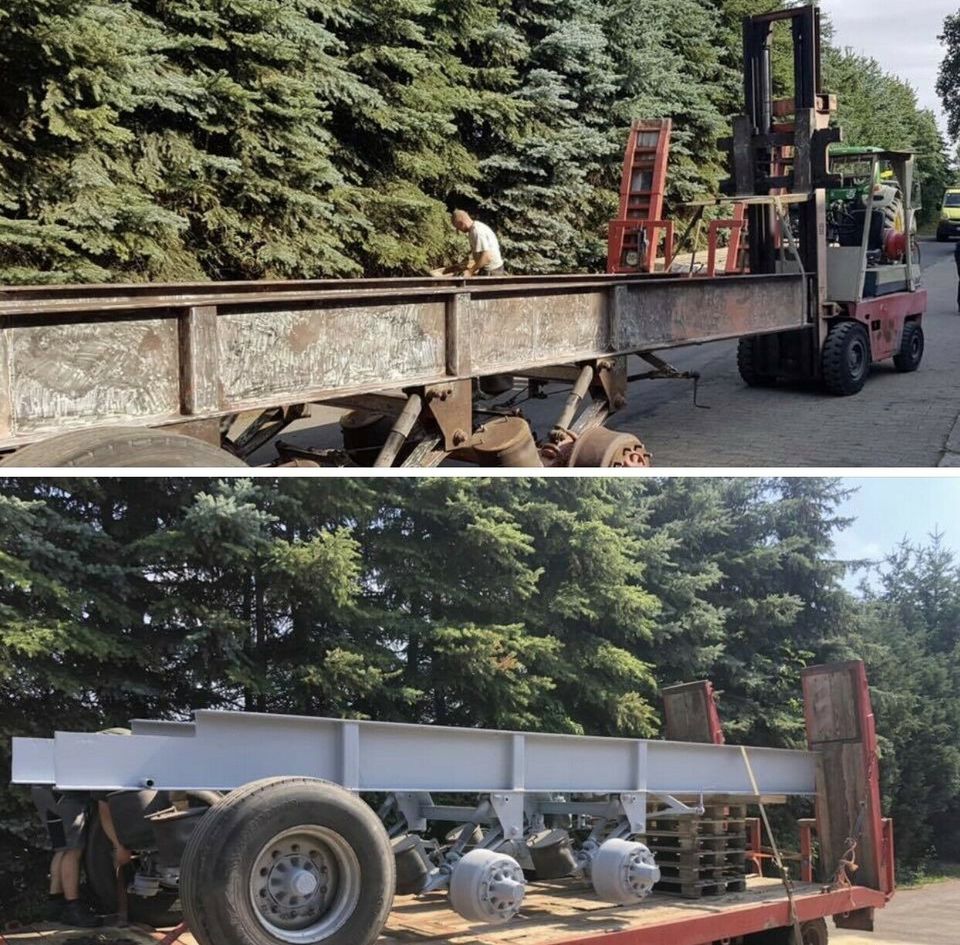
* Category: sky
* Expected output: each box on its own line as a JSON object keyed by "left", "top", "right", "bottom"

{"left": 819, "top": 0, "right": 950, "bottom": 135}
{"left": 832, "top": 477, "right": 960, "bottom": 587}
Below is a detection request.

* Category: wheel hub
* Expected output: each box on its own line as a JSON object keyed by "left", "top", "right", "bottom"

{"left": 256, "top": 842, "right": 333, "bottom": 928}
{"left": 249, "top": 826, "right": 361, "bottom": 942}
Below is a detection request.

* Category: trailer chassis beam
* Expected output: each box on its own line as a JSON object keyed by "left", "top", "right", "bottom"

{"left": 13, "top": 710, "right": 817, "bottom": 801}
{"left": 0, "top": 273, "right": 807, "bottom": 452}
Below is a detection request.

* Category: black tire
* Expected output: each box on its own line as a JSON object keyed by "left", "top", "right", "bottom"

{"left": 801, "top": 918, "right": 829, "bottom": 945}
{"left": 745, "top": 919, "right": 827, "bottom": 945}
{"left": 821, "top": 321, "right": 871, "bottom": 396}
{"left": 893, "top": 321, "right": 924, "bottom": 373}
{"left": 180, "top": 777, "right": 394, "bottom": 945}
{"left": 737, "top": 337, "right": 777, "bottom": 388}
{"left": 937, "top": 228, "right": 948, "bottom": 243}
{"left": 0, "top": 427, "right": 247, "bottom": 467}
{"left": 84, "top": 813, "right": 182, "bottom": 928}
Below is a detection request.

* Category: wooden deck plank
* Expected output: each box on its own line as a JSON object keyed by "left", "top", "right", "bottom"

{"left": 1, "top": 879, "right": 821, "bottom": 945}
{"left": 380, "top": 877, "right": 802, "bottom": 944}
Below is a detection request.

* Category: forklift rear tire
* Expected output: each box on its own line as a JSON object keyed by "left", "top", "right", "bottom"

{"left": 180, "top": 777, "right": 394, "bottom": 945}
{"left": 737, "top": 337, "right": 777, "bottom": 388}
{"left": 893, "top": 321, "right": 924, "bottom": 373}
{"left": 821, "top": 321, "right": 870, "bottom": 396}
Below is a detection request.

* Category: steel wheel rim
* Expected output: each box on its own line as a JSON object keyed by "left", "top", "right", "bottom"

{"left": 249, "top": 825, "right": 361, "bottom": 943}
{"left": 848, "top": 339, "right": 866, "bottom": 378}
{"left": 910, "top": 333, "right": 922, "bottom": 358}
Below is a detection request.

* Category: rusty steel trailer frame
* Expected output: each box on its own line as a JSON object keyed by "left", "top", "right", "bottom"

{"left": 0, "top": 271, "right": 808, "bottom": 464}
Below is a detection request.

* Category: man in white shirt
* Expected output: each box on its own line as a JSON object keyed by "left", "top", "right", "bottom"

{"left": 451, "top": 210, "right": 505, "bottom": 276}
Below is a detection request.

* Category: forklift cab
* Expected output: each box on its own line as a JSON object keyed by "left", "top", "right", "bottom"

{"left": 824, "top": 147, "right": 920, "bottom": 303}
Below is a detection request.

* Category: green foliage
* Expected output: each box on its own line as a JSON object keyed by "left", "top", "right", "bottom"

{"left": 938, "top": 13, "right": 960, "bottom": 142}
{"left": 1, "top": 0, "right": 948, "bottom": 280}
{"left": 5, "top": 475, "right": 960, "bottom": 917}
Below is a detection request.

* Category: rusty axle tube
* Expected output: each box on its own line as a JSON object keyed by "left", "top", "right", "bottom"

{"left": 552, "top": 365, "right": 595, "bottom": 437}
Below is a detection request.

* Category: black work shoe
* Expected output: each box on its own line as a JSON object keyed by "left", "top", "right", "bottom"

{"left": 61, "top": 900, "right": 102, "bottom": 928}
{"left": 45, "top": 894, "right": 65, "bottom": 921}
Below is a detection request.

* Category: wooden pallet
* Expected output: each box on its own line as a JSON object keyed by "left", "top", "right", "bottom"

{"left": 643, "top": 803, "right": 750, "bottom": 900}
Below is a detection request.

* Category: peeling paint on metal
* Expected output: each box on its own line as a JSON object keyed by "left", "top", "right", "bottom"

{"left": 466, "top": 293, "right": 608, "bottom": 373}
{"left": 8, "top": 318, "right": 180, "bottom": 434}
{"left": 217, "top": 303, "right": 447, "bottom": 406}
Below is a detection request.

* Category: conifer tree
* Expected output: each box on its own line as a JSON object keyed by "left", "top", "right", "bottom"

{"left": 0, "top": 0, "right": 192, "bottom": 282}
{"left": 468, "top": 0, "right": 621, "bottom": 272}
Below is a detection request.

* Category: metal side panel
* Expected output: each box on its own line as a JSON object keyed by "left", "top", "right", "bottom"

{"left": 5, "top": 314, "right": 181, "bottom": 435}
{"left": 217, "top": 301, "right": 447, "bottom": 408}
{"left": 11, "top": 737, "right": 56, "bottom": 784}
{"left": 18, "top": 713, "right": 816, "bottom": 797}
{"left": 826, "top": 247, "right": 864, "bottom": 303}
{"left": 466, "top": 292, "right": 608, "bottom": 374}
{"left": 0, "top": 274, "right": 808, "bottom": 447}
{"left": 614, "top": 274, "right": 808, "bottom": 350}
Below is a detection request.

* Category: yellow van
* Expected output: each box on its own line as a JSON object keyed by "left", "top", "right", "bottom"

{"left": 936, "top": 188, "right": 960, "bottom": 241}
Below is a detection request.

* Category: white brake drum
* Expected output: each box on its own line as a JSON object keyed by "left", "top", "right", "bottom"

{"left": 448, "top": 848, "right": 525, "bottom": 924}
{"left": 590, "top": 838, "right": 660, "bottom": 905}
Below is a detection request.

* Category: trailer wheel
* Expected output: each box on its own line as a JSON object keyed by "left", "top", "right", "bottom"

{"left": 737, "top": 337, "right": 777, "bottom": 387}
{"left": 745, "top": 918, "right": 828, "bottom": 945}
{"left": 180, "top": 777, "right": 394, "bottom": 945}
{"left": 0, "top": 427, "right": 247, "bottom": 467}
{"left": 893, "top": 321, "right": 924, "bottom": 373}
{"left": 821, "top": 321, "right": 870, "bottom": 396}
{"left": 800, "top": 919, "right": 829, "bottom": 945}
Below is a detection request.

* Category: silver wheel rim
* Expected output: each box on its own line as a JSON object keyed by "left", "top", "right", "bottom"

{"left": 248, "top": 825, "right": 361, "bottom": 943}
{"left": 848, "top": 340, "right": 865, "bottom": 376}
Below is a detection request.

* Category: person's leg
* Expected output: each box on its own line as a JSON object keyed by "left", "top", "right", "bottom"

{"left": 56, "top": 795, "right": 100, "bottom": 928}
{"left": 49, "top": 850, "right": 64, "bottom": 894}
{"left": 32, "top": 786, "right": 67, "bottom": 919}
{"left": 59, "top": 847, "right": 82, "bottom": 901}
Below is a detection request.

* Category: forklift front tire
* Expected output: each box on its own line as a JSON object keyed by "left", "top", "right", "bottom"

{"left": 821, "top": 321, "right": 870, "bottom": 396}
{"left": 737, "top": 337, "right": 778, "bottom": 388}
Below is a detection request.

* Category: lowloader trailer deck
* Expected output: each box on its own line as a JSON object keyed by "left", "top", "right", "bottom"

{"left": 0, "top": 5, "right": 928, "bottom": 468}
{"left": 11, "top": 661, "right": 894, "bottom": 945}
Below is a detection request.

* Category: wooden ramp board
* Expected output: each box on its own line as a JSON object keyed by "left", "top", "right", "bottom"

{"left": 1, "top": 926, "right": 174, "bottom": 945}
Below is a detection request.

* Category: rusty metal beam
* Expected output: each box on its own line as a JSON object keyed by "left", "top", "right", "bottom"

{"left": 0, "top": 273, "right": 807, "bottom": 449}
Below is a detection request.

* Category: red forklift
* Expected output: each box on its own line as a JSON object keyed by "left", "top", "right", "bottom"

{"left": 609, "top": 5, "right": 928, "bottom": 397}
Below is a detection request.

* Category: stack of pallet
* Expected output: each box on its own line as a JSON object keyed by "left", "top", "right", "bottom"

{"left": 642, "top": 803, "right": 749, "bottom": 899}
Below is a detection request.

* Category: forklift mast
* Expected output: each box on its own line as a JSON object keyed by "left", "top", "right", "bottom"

{"left": 726, "top": 4, "right": 840, "bottom": 280}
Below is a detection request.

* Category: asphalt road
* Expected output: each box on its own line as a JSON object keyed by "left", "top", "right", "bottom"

{"left": 254, "top": 239, "right": 959, "bottom": 468}
{"left": 833, "top": 878, "right": 960, "bottom": 945}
